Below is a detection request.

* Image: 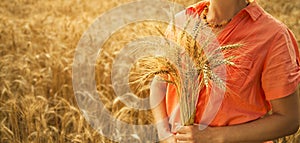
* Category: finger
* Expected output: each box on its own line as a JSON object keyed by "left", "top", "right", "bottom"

{"left": 160, "top": 135, "right": 176, "bottom": 143}
{"left": 177, "top": 141, "right": 191, "bottom": 143}
{"left": 175, "top": 133, "right": 192, "bottom": 141}
{"left": 176, "top": 126, "right": 192, "bottom": 134}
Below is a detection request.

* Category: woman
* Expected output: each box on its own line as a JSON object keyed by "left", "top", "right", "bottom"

{"left": 150, "top": 0, "right": 300, "bottom": 142}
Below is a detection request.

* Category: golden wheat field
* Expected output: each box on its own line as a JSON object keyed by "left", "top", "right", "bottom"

{"left": 0, "top": 0, "right": 299, "bottom": 143}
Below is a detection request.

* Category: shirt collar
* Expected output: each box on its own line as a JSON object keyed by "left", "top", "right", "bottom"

{"left": 244, "top": 1, "right": 264, "bottom": 21}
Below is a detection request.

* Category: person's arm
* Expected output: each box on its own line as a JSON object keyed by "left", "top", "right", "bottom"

{"left": 175, "top": 90, "right": 300, "bottom": 143}
{"left": 150, "top": 76, "right": 176, "bottom": 143}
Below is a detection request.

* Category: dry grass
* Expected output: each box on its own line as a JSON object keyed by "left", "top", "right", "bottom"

{"left": 0, "top": 0, "right": 299, "bottom": 143}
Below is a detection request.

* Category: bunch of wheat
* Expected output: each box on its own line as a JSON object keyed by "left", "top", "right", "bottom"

{"left": 127, "top": 13, "right": 242, "bottom": 126}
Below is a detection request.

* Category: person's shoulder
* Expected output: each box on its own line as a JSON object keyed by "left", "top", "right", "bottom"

{"left": 172, "top": 1, "right": 208, "bottom": 27}
{"left": 243, "top": 2, "right": 298, "bottom": 48}
{"left": 186, "top": 0, "right": 208, "bottom": 16}
{"left": 263, "top": 13, "right": 288, "bottom": 32}
{"left": 256, "top": 6, "right": 298, "bottom": 49}
{"left": 254, "top": 3, "right": 290, "bottom": 34}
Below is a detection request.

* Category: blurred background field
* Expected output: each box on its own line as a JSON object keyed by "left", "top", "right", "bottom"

{"left": 0, "top": 0, "right": 299, "bottom": 142}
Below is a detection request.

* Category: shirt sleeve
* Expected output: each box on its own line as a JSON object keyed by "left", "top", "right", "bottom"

{"left": 262, "top": 28, "right": 300, "bottom": 101}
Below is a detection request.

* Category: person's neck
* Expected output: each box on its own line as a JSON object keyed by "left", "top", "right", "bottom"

{"left": 207, "top": 0, "right": 248, "bottom": 24}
